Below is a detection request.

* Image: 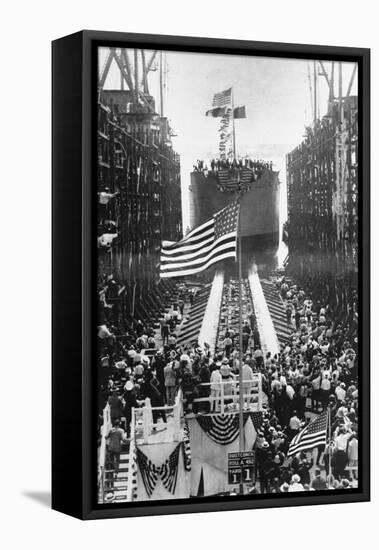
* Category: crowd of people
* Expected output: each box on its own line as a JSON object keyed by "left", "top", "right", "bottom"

{"left": 193, "top": 157, "right": 273, "bottom": 177}
{"left": 98, "top": 268, "right": 359, "bottom": 493}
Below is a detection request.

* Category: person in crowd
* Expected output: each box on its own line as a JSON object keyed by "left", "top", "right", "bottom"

{"left": 210, "top": 362, "right": 222, "bottom": 412}
{"left": 311, "top": 468, "right": 328, "bottom": 490}
{"left": 164, "top": 358, "right": 177, "bottom": 406}
{"left": 144, "top": 370, "right": 167, "bottom": 427}
{"left": 288, "top": 473, "right": 304, "bottom": 492}
{"left": 123, "top": 381, "right": 138, "bottom": 438}
{"left": 347, "top": 431, "right": 358, "bottom": 481}
{"left": 97, "top": 268, "right": 358, "bottom": 495}
{"left": 108, "top": 390, "right": 123, "bottom": 425}
{"left": 106, "top": 419, "right": 126, "bottom": 472}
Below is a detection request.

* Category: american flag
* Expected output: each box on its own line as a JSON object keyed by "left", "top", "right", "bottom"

{"left": 288, "top": 410, "right": 328, "bottom": 457}
{"left": 212, "top": 87, "right": 232, "bottom": 107}
{"left": 160, "top": 443, "right": 180, "bottom": 493}
{"left": 205, "top": 89, "right": 232, "bottom": 117}
{"left": 136, "top": 445, "right": 181, "bottom": 497}
{"left": 136, "top": 447, "right": 158, "bottom": 497}
{"left": 160, "top": 202, "right": 239, "bottom": 278}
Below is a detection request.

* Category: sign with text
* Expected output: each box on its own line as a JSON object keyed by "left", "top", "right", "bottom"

{"left": 228, "top": 451, "right": 255, "bottom": 485}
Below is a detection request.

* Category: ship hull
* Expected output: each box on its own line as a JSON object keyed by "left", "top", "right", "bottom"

{"left": 189, "top": 170, "right": 280, "bottom": 249}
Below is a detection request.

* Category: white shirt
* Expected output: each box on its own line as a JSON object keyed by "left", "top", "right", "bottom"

{"left": 98, "top": 191, "right": 115, "bottom": 204}
{"left": 97, "top": 325, "right": 112, "bottom": 339}
{"left": 321, "top": 377, "right": 331, "bottom": 391}
{"left": 210, "top": 369, "right": 222, "bottom": 391}
{"left": 335, "top": 386, "right": 346, "bottom": 401}
{"left": 98, "top": 233, "right": 118, "bottom": 247}
{"left": 289, "top": 416, "right": 301, "bottom": 430}
{"left": 286, "top": 385, "right": 295, "bottom": 400}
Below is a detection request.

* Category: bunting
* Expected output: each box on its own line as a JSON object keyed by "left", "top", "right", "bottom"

{"left": 182, "top": 421, "right": 192, "bottom": 471}
{"left": 136, "top": 444, "right": 181, "bottom": 497}
{"left": 196, "top": 411, "right": 263, "bottom": 445}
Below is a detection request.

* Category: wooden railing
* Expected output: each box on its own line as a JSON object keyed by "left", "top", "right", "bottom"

{"left": 134, "top": 388, "right": 183, "bottom": 444}
{"left": 124, "top": 408, "right": 137, "bottom": 502}
{"left": 192, "top": 374, "right": 263, "bottom": 413}
{"left": 97, "top": 403, "right": 112, "bottom": 503}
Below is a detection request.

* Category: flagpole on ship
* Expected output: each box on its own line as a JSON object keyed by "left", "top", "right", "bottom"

{"left": 237, "top": 192, "right": 244, "bottom": 495}
{"left": 232, "top": 87, "right": 236, "bottom": 159}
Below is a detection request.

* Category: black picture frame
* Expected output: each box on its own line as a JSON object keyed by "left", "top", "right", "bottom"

{"left": 52, "top": 30, "right": 370, "bottom": 520}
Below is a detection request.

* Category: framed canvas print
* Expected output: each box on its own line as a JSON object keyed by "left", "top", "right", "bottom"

{"left": 52, "top": 30, "right": 370, "bottom": 520}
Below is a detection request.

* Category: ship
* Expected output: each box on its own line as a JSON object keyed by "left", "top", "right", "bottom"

{"left": 189, "top": 87, "right": 280, "bottom": 257}
{"left": 189, "top": 163, "right": 280, "bottom": 251}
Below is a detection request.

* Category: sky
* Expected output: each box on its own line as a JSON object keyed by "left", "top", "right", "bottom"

{"left": 99, "top": 48, "right": 357, "bottom": 231}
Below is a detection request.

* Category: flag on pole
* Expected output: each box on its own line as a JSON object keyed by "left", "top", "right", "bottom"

{"left": 160, "top": 202, "right": 239, "bottom": 278}
{"left": 205, "top": 88, "right": 232, "bottom": 117}
{"left": 206, "top": 106, "right": 228, "bottom": 117}
{"left": 212, "top": 87, "right": 232, "bottom": 107}
{"left": 233, "top": 105, "right": 246, "bottom": 119}
{"left": 287, "top": 410, "right": 328, "bottom": 457}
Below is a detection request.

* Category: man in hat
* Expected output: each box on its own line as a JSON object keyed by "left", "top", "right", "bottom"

{"left": 164, "top": 358, "right": 177, "bottom": 406}
{"left": 123, "top": 381, "right": 138, "bottom": 438}
{"left": 108, "top": 390, "right": 123, "bottom": 426}
{"left": 210, "top": 362, "right": 222, "bottom": 412}
{"left": 152, "top": 350, "right": 166, "bottom": 400}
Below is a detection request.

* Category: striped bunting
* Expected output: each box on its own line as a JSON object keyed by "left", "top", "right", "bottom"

{"left": 136, "top": 444, "right": 181, "bottom": 497}
{"left": 160, "top": 202, "right": 239, "bottom": 278}
{"left": 182, "top": 421, "right": 192, "bottom": 471}
{"left": 240, "top": 168, "right": 254, "bottom": 185}
{"left": 250, "top": 411, "right": 264, "bottom": 433}
{"left": 196, "top": 412, "right": 251, "bottom": 445}
{"left": 288, "top": 410, "right": 328, "bottom": 457}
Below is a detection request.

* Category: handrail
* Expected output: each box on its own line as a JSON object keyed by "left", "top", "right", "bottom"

{"left": 125, "top": 407, "right": 137, "bottom": 502}
{"left": 138, "top": 393, "right": 183, "bottom": 443}
{"left": 97, "top": 403, "right": 112, "bottom": 502}
{"left": 192, "top": 374, "right": 263, "bottom": 413}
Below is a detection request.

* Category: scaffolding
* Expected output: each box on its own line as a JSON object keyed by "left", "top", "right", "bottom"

{"left": 286, "top": 96, "right": 358, "bottom": 313}
{"left": 97, "top": 91, "right": 182, "bottom": 328}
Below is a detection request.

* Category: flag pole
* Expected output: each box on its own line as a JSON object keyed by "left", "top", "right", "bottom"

{"left": 237, "top": 194, "right": 244, "bottom": 494}
{"left": 232, "top": 87, "right": 236, "bottom": 159}
{"left": 327, "top": 404, "right": 333, "bottom": 488}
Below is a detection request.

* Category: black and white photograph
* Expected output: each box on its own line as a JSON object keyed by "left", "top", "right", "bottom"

{"left": 96, "top": 46, "right": 361, "bottom": 505}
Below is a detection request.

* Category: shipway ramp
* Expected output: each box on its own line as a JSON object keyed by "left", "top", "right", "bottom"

{"left": 259, "top": 275, "right": 292, "bottom": 349}
{"left": 176, "top": 283, "right": 212, "bottom": 347}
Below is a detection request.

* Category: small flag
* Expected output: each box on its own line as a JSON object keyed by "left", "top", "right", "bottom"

{"left": 160, "top": 202, "right": 239, "bottom": 278}
{"left": 205, "top": 88, "right": 232, "bottom": 116}
{"left": 233, "top": 105, "right": 246, "bottom": 119}
{"left": 288, "top": 410, "right": 328, "bottom": 457}
{"left": 136, "top": 445, "right": 181, "bottom": 497}
{"left": 206, "top": 106, "right": 228, "bottom": 117}
{"left": 160, "top": 444, "right": 180, "bottom": 493}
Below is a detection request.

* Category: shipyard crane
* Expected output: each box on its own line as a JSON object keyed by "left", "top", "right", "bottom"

{"left": 308, "top": 60, "right": 358, "bottom": 124}
{"left": 98, "top": 47, "right": 166, "bottom": 115}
